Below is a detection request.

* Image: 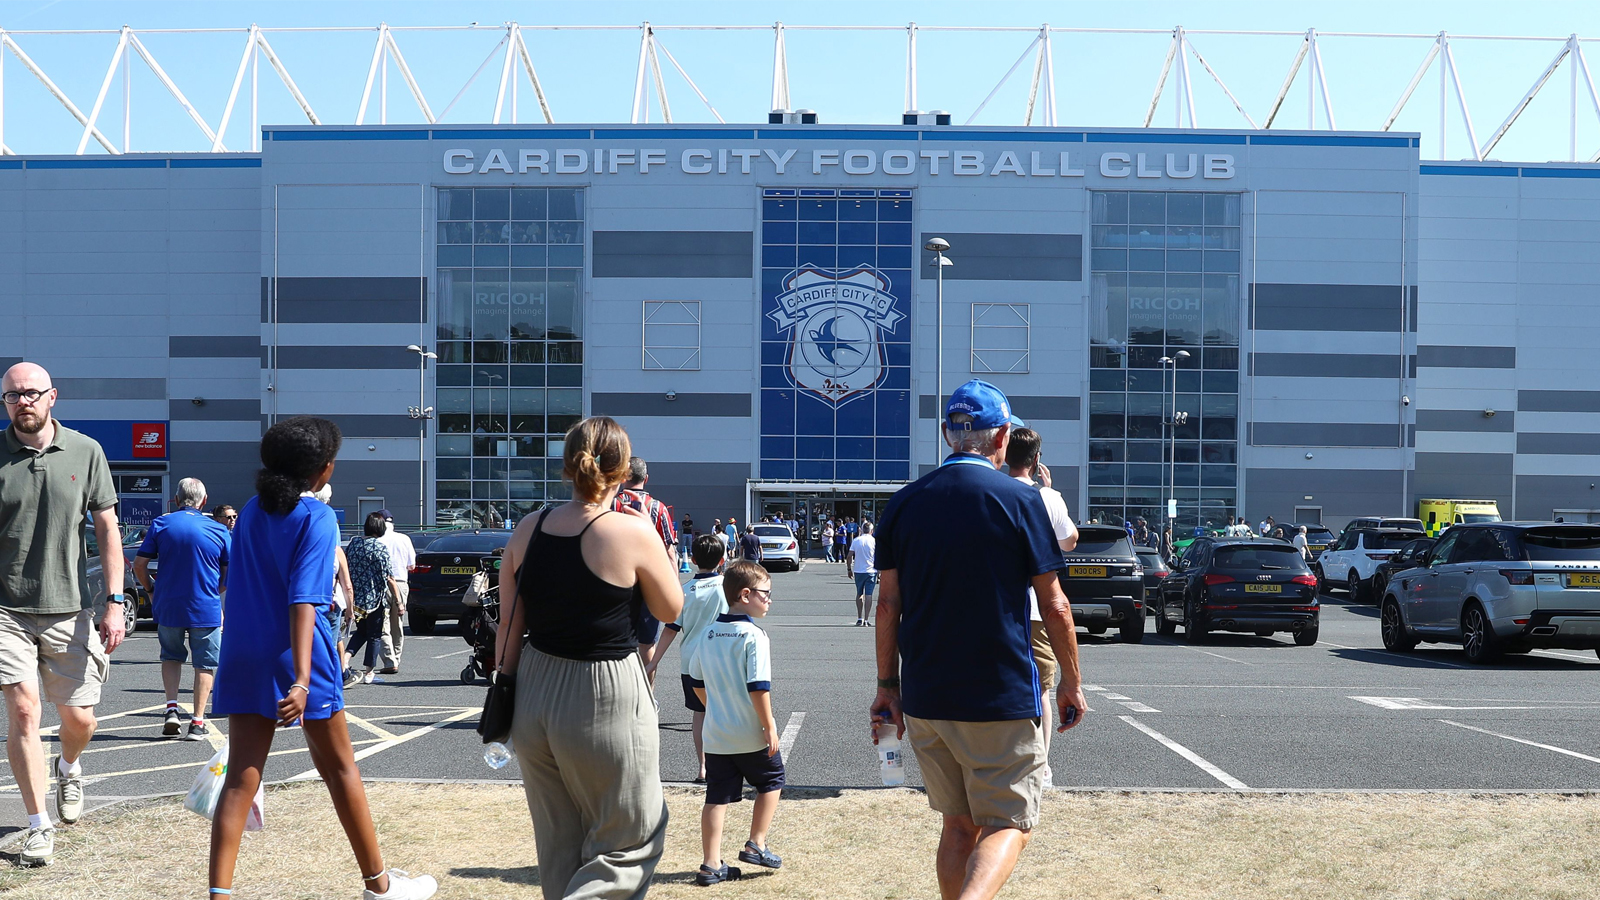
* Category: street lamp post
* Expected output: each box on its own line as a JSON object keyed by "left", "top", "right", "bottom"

{"left": 405, "top": 344, "right": 438, "bottom": 527}
{"left": 924, "top": 237, "right": 952, "bottom": 471}
{"left": 1159, "top": 350, "right": 1191, "bottom": 541}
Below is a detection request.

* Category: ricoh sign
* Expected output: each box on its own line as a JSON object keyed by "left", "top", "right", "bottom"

{"left": 441, "top": 147, "right": 1236, "bottom": 180}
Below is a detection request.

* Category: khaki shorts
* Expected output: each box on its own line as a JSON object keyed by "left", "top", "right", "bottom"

{"left": 1030, "top": 620, "right": 1058, "bottom": 693}
{"left": 0, "top": 608, "right": 109, "bottom": 707}
{"left": 905, "top": 714, "right": 1045, "bottom": 830}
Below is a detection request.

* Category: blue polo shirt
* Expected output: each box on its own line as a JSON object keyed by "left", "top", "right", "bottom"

{"left": 135, "top": 506, "right": 231, "bottom": 628}
{"left": 877, "top": 452, "right": 1065, "bottom": 722}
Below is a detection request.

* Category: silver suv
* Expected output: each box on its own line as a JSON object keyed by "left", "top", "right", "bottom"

{"left": 1378, "top": 522, "right": 1600, "bottom": 664}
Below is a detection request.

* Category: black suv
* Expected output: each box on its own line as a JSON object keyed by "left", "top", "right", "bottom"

{"left": 1156, "top": 537, "right": 1321, "bottom": 644}
{"left": 1060, "top": 525, "right": 1145, "bottom": 643}
{"left": 1370, "top": 537, "right": 1436, "bottom": 599}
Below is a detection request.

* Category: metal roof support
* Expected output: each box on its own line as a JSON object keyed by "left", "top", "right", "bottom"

{"left": 904, "top": 22, "right": 917, "bottom": 113}
{"left": 1024, "top": 30, "right": 1046, "bottom": 126}
{"left": 770, "top": 22, "right": 789, "bottom": 112}
{"left": 355, "top": 23, "right": 387, "bottom": 125}
{"left": 1442, "top": 38, "right": 1480, "bottom": 159}
{"left": 385, "top": 27, "right": 436, "bottom": 123}
{"left": 1311, "top": 29, "right": 1336, "bottom": 129}
{"left": 1440, "top": 33, "right": 1448, "bottom": 157}
{"left": 77, "top": 25, "right": 131, "bottom": 154}
{"left": 1575, "top": 43, "right": 1600, "bottom": 162}
{"left": 126, "top": 31, "right": 221, "bottom": 149}
{"left": 653, "top": 34, "right": 723, "bottom": 123}
{"left": 1381, "top": 34, "right": 1441, "bottom": 131}
{"left": 253, "top": 31, "right": 319, "bottom": 125}
{"left": 514, "top": 29, "right": 554, "bottom": 124}
{"left": 1480, "top": 37, "right": 1571, "bottom": 160}
{"left": 1178, "top": 26, "right": 1197, "bottom": 127}
{"left": 1041, "top": 24, "right": 1057, "bottom": 126}
{"left": 0, "top": 37, "right": 5, "bottom": 153}
{"left": 1186, "top": 34, "right": 1258, "bottom": 129}
{"left": 438, "top": 31, "right": 508, "bottom": 123}
{"left": 212, "top": 26, "right": 260, "bottom": 152}
{"left": 4, "top": 32, "right": 119, "bottom": 153}
{"left": 631, "top": 23, "right": 651, "bottom": 123}
{"left": 122, "top": 30, "right": 130, "bottom": 150}
{"left": 1143, "top": 30, "right": 1178, "bottom": 128}
{"left": 1262, "top": 34, "right": 1309, "bottom": 129}
{"left": 1572, "top": 35, "right": 1579, "bottom": 162}
{"left": 249, "top": 27, "right": 257, "bottom": 151}
{"left": 494, "top": 23, "right": 517, "bottom": 124}
{"left": 970, "top": 32, "right": 1040, "bottom": 126}
{"left": 648, "top": 33, "right": 672, "bottom": 123}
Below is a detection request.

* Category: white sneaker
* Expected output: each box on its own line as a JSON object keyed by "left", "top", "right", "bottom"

{"left": 363, "top": 869, "right": 438, "bottom": 900}
{"left": 18, "top": 826, "right": 53, "bottom": 866}
{"left": 55, "top": 755, "right": 83, "bottom": 824}
{"left": 362, "top": 669, "right": 377, "bottom": 684}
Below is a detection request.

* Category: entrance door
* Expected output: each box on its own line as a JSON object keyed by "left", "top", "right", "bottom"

{"left": 357, "top": 497, "right": 385, "bottom": 527}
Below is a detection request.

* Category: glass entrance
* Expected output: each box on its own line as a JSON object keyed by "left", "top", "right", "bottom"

{"left": 752, "top": 489, "right": 895, "bottom": 558}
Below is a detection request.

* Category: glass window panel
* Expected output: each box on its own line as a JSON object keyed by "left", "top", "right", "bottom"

{"left": 508, "top": 221, "right": 543, "bottom": 244}
{"left": 1127, "top": 441, "right": 1163, "bottom": 463}
{"left": 437, "top": 389, "right": 470, "bottom": 415}
{"left": 511, "top": 245, "right": 546, "bottom": 267}
{"left": 472, "top": 341, "right": 506, "bottom": 363}
{"left": 1090, "top": 345, "right": 1126, "bottom": 369}
{"left": 510, "top": 364, "right": 545, "bottom": 386}
{"left": 437, "top": 458, "right": 471, "bottom": 480}
{"left": 1128, "top": 464, "right": 1163, "bottom": 486}
{"left": 1090, "top": 273, "right": 1127, "bottom": 347}
{"left": 473, "top": 245, "right": 509, "bottom": 267}
{"left": 436, "top": 244, "right": 472, "bottom": 267}
{"left": 437, "top": 341, "right": 468, "bottom": 363}
{"left": 547, "top": 222, "right": 581, "bottom": 244}
{"left": 1129, "top": 249, "right": 1165, "bottom": 272}
{"left": 1090, "top": 249, "right": 1128, "bottom": 271}
{"left": 1092, "top": 191, "right": 1129, "bottom": 224}
{"left": 548, "top": 365, "right": 581, "bottom": 387}
{"left": 1088, "top": 464, "right": 1125, "bottom": 485}
{"left": 1130, "top": 192, "right": 1165, "bottom": 224}
{"left": 508, "top": 270, "right": 547, "bottom": 339}
{"left": 1204, "top": 370, "right": 1237, "bottom": 393}
{"left": 438, "top": 188, "right": 473, "bottom": 220}
{"left": 1202, "top": 443, "right": 1237, "bottom": 464}
{"left": 437, "top": 222, "right": 472, "bottom": 244}
{"left": 1202, "top": 465, "right": 1237, "bottom": 486}
{"left": 472, "top": 364, "right": 509, "bottom": 387}
{"left": 438, "top": 413, "right": 471, "bottom": 434}
{"left": 1127, "top": 369, "right": 1166, "bottom": 393}
{"left": 548, "top": 189, "right": 583, "bottom": 220}
{"left": 437, "top": 269, "right": 472, "bottom": 341}
{"left": 437, "top": 434, "right": 471, "bottom": 456}
{"left": 511, "top": 188, "right": 547, "bottom": 220}
{"left": 547, "top": 389, "right": 581, "bottom": 416}
{"left": 1128, "top": 346, "right": 1165, "bottom": 368}
{"left": 1202, "top": 394, "right": 1239, "bottom": 416}
{"left": 1089, "top": 441, "right": 1124, "bottom": 462}
{"left": 474, "top": 188, "right": 510, "bottom": 219}
{"left": 1127, "top": 393, "right": 1164, "bottom": 416}
{"left": 764, "top": 220, "right": 797, "bottom": 244}
{"left": 1166, "top": 225, "right": 1202, "bottom": 250}
{"left": 1089, "top": 393, "right": 1125, "bottom": 414}
{"left": 1166, "top": 274, "right": 1202, "bottom": 346}
{"left": 1167, "top": 193, "right": 1204, "bottom": 224}
{"left": 1173, "top": 464, "right": 1199, "bottom": 486}
{"left": 1089, "top": 414, "right": 1125, "bottom": 439}
{"left": 1167, "top": 250, "right": 1202, "bottom": 272}
{"left": 437, "top": 481, "right": 470, "bottom": 500}
{"left": 511, "top": 342, "right": 545, "bottom": 364}
{"left": 473, "top": 412, "right": 507, "bottom": 434}
{"left": 514, "top": 436, "right": 546, "bottom": 458}
{"left": 1127, "top": 415, "right": 1163, "bottom": 439}
{"left": 1204, "top": 250, "right": 1241, "bottom": 273}
{"left": 475, "top": 221, "right": 509, "bottom": 244}
{"left": 1127, "top": 274, "right": 1165, "bottom": 344}
{"left": 1090, "top": 369, "right": 1126, "bottom": 392}
{"left": 1205, "top": 193, "right": 1241, "bottom": 225}
{"left": 1128, "top": 224, "right": 1165, "bottom": 250}
{"left": 763, "top": 198, "right": 797, "bottom": 220}
{"left": 437, "top": 364, "right": 470, "bottom": 386}
{"left": 1175, "top": 369, "right": 1202, "bottom": 392}
{"left": 1203, "top": 227, "right": 1241, "bottom": 250}
{"left": 547, "top": 270, "right": 581, "bottom": 339}
{"left": 1091, "top": 225, "right": 1128, "bottom": 248}
{"left": 1205, "top": 347, "right": 1239, "bottom": 370}
{"left": 549, "top": 245, "right": 583, "bottom": 269}
{"left": 1174, "top": 442, "right": 1201, "bottom": 463}
{"left": 548, "top": 342, "right": 583, "bottom": 364}
{"left": 1201, "top": 417, "right": 1236, "bottom": 440}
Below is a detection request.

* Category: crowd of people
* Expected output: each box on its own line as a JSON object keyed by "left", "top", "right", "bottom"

{"left": 2, "top": 359, "right": 1086, "bottom": 900}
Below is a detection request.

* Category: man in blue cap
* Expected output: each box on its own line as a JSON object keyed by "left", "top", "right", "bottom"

{"left": 870, "top": 379, "right": 1088, "bottom": 900}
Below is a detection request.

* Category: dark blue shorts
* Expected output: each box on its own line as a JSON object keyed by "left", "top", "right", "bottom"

{"left": 705, "top": 749, "right": 786, "bottom": 805}
{"left": 682, "top": 674, "right": 706, "bottom": 713}
{"left": 634, "top": 605, "right": 662, "bottom": 645}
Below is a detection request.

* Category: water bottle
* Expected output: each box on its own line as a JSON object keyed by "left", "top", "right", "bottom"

{"left": 484, "top": 741, "right": 516, "bottom": 770}
{"left": 874, "top": 717, "right": 905, "bottom": 786}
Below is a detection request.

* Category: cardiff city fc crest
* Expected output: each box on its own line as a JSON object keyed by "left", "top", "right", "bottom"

{"left": 768, "top": 265, "right": 904, "bottom": 405}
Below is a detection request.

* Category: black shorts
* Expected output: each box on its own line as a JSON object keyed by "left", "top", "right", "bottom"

{"left": 682, "top": 674, "right": 706, "bottom": 713}
{"left": 634, "top": 605, "right": 662, "bottom": 645}
{"left": 705, "top": 749, "right": 786, "bottom": 805}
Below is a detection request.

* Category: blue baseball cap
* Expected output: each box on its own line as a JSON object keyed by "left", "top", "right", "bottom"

{"left": 944, "top": 379, "right": 1026, "bottom": 430}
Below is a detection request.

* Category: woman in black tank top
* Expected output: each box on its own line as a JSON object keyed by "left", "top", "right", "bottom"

{"left": 495, "top": 417, "right": 683, "bottom": 900}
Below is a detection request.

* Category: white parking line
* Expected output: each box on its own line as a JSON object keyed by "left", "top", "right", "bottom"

{"left": 1440, "top": 719, "right": 1600, "bottom": 765}
{"left": 778, "top": 711, "right": 806, "bottom": 757}
{"left": 1149, "top": 636, "right": 1254, "bottom": 665}
{"left": 1119, "top": 702, "right": 1161, "bottom": 713}
{"left": 286, "top": 708, "right": 479, "bottom": 781}
{"left": 431, "top": 648, "right": 473, "bottom": 659}
{"left": 1533, "top": 648, "right": 1598, "bottom": 663}
{"left": 1119, "top": 715, "right": 1249, "bottom": 790}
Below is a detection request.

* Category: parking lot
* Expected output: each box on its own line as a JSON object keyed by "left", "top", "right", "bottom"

{"left": 4, "top": 561, "right": 1598, "bottom": 828}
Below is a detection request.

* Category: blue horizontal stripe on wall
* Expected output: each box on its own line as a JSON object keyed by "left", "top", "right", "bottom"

{"left": 1419, "top": 164, "right": 1518, "bottom": 177}
{"left": 269, "top": 130, "right": 429, "bottom": 141}
{"left": 170, "top": 157, "right": 262, "bottom": 168}
{"left": 920, "top": 130, "right": 1085, "bottom": 142}
{"left": 430, "top": 128, "right": 593, "bottom": 140}
{"left": 1087, "top": 131, "right": 1248, "bottom": 145}
{"left": 1248, "top": 133, "right": 1411, "bottom": 148}
{"left": 1522, "top": 166, "right": 1600, "bottom": 179}
{"left": 25, "top": 158, "right": 167, "bottom": 169}
{"left": 0, "top": 160, "right": 21, "bottom": 169}
{"left": 592, "top": 128, "right": 756, "bottom": 140}
{"left": 756, "top": 129, "right": 919, "bottom": 141}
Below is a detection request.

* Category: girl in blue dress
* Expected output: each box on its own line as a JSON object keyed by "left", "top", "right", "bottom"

{"left": 207, "top": 417, "right": 436, "bottom": 900}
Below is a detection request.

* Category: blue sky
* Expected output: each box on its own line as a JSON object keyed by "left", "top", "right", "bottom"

{"left": 4, "top": 1, "right": 1600, "bottom": 161}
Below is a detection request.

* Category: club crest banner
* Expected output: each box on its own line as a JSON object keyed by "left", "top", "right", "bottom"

{"left": 768, "top": 265, "right": 905, "bottom": 405}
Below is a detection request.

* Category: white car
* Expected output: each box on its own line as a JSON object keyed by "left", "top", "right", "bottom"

{"left": 1316, "top": 526, "right": 1426, "bottom": 602}
{"left": 753, "top": 524, "right": 801, "bottom": 571}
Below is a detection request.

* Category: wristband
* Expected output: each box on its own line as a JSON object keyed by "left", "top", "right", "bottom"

{"left": 287, "top": 683, "right": 309, "bottom": 695}
{"left": 105, "top": 593, "right": 127, "bottom": 606}
{"left": 877, "top": 676, "right": 901, "bottom": 689}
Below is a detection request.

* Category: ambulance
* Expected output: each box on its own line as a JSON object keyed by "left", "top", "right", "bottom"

{"left": 1418, "top": 499, "right": 1502, "bottom": 537}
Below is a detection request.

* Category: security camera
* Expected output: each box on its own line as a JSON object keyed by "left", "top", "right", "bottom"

{"left": 665, "top": 391, "right": 678, "bottom": 401}
{"left": 1484, "top": 408, "right": 1496, "bottom": 417}
{"left": 1305, "top": 452, "right": 1314, "bottom": 460}
{"left": 1401, "top": 395, "right": 1410, "bottom": 406}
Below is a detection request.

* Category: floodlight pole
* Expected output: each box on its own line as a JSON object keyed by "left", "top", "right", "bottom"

{"left": 926, "top": 238, "right": 951, "bottom": 471}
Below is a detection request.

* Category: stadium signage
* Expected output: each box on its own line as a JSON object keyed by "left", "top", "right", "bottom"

{"left": 441, "top": 148, "right": 1235, "bottom": 180}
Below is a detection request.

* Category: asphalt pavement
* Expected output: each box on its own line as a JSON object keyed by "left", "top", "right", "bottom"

{"left": 5, "top": 560, "right": 1600, "bottom": 831}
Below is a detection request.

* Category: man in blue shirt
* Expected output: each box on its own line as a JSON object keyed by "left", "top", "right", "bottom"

{"left": 134, "top": 477, "right": 230, "bottom": 741}
{"left": 871, "top": 379, "right": 1087, "bottom": 900}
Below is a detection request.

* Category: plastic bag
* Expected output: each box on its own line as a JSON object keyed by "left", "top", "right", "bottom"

{"left": 463, "top": 570, "right": 490, "bottom": 608}
{"left": 183, "top": 740, "right": 266, "bottom": 831}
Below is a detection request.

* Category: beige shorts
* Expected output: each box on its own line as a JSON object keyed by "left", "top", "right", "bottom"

{"left": 1030, "top": 620, "right": 1058, "bottom": 693}
{"left": 905, "top": 714, "right": 1046, "bottom": 830}
{"left": 0, "top": 608, "right": 109, "bottom": 707}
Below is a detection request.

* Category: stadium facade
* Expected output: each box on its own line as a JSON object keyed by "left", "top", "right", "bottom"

{"left": 3, "top": 123, "right": 1598, "bottom": 538}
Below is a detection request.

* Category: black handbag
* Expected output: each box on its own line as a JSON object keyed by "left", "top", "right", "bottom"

{"left": 477, "top": 508, "right": 550, "bottom": 744}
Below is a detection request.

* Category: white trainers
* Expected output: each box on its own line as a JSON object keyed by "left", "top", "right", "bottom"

{"left": 55, "top": 755, "right": 83, "bottom": 824}
{"left": 18, "top": 826, "right": 54, "bottom": 866}
{"left": 362, "top": 869, "right": 438, "bottom": 900}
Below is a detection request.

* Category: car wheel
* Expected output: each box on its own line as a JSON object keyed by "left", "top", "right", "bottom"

{"left": 1380, "top": 599, "right": 1417, "bottom": 651}
{"left": 1155, "top": 598, "right": 1177, "bottom": 636}
{"left": 408, "top": 611, "right": 436, "bottom": 635}
{"left": 1184, "top": 597, "right": 1208, "bottom": 643}
{"left": 1461, "top": 603, "right": 1500, "bottom": 664}
{"left": 1312, "top": 565, "right": 1326, "bottom": 596}
{"left": 1347, "top": 569, "right": 1366, "bottom": 603}
{"left": 1371, "top": 572, "right": 1388, "bottom": 599}
{"left": 1293, "top": 624, "right": 1320, "bottom": 646}
{"left": 1121, "top": 615, "right": 1146, "bottom": 644}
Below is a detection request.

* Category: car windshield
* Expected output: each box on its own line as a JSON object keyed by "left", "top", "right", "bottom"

{"left": 425, "top": 533, "right": 510, "bottom": 553}
{"left": 1461, "top": 514, "right": 1501, "bottom": 524}
{"left": 1520, "top": 527, "right": 1600, "bottom": 561}
{"left": 1136, "top": 551, "right": 1163, "bottom": 567}
{"left": 1073, "top": 529, "right": 1134, "bottom": 556}
{"left": 1383, "top": 519, "right": 1423, "bottom": 531}
{"left": 1373, "top": 532, "right": 1425, "bottom": 549}
{"left": 1213, "top": 545, "right": 1310, "bottom": 571}
{"left": 754, "top": 526, "right": 790, "bottom": 537}
{"left": 1303, "top": 529, "right": 1334, "bottom": 541}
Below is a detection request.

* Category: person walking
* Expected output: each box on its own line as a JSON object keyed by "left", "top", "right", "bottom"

{"left": 1293, "top": 525, "right": 1312, "bottom": 560}
{"left": 211, "top": 505, "right": 238, "bottom": 531}
{"left": 312, "top": 484, "right": 357, "bottom": 670}
{"left": 871, "top": 380, "right": 1087, "bottom": 900}
{"left": 1003, "top": 427, "right": 1079, "bottom": 788}
{"left": 738, "top": 524, "right": 763, "bottom": 565}
{"left": 0, "top": 362, "right": 126, "bottom": 867}
{"left": 712, "top": 518, "right": 729, "bottom": 561}
{"left": 374, "top": 510, "right": 415, "bottom": 675}
{"left": 133, "top": 477, "right": 231, "bottom": 742}
{"left": 344, "top": 514, "right": 399, "bottom": 686}
{"left": 495, "top": 416, "right": 683, "bottom": 900}
{"left": 821, "top": 519, "right": 837, "bottom": 563}
{"left": 208, "top": 416, "right": 436, "bottom": 899}
{"left": 847, "top": 521, "right": 878, "bottom": 626}
{"left": 613, "top": 456, "right": 679, "bottom": 677}
{"left": 836, "top": 519, "right": 850, "bottom": 567}
{"left": 725, "top": 518, "right": 740, "bottom": 559}
{"left": 648, "top": 533, "right": 728, "bottom": 783}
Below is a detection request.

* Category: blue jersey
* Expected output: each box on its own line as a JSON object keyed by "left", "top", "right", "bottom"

{"left": 135, "top": 507, "right": 230, "bottom": 628}
{"left": 877, "top": 453, "right": 1065, "bottom": 722}
{"left": 211, "top": 496, "right": 344, "bottom": 721}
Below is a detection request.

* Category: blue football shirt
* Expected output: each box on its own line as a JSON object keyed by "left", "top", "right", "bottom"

{"left": 877, "top": 453, "right": 1065, "bottom": 722}
{"left": 135, "top": 507, "right": 231, "bottom": 628}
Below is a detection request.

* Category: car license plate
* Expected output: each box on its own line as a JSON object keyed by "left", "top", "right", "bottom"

{"left": 441, "top": 566, "right": 475, "bottom": 576}
{"left": 1309, "top": 545, "right": 1326, "bottom": 553}
{"left": 1068, "top": 565, "right": 1106, "bottom": 578}
{"left": 1566, "top": 573, "right": 1600, "bottom": 588}
{"left": 1244, "top": 584, "right": 1282, "bottom": 593}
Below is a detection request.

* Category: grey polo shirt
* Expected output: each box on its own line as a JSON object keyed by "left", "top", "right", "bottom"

{"left": 0, "top": 421, "right": 118, "bottom": 614}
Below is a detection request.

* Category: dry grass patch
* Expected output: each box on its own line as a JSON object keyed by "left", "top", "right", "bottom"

{"left": 3, "top": 783, "right": 1599, "bottom": 899}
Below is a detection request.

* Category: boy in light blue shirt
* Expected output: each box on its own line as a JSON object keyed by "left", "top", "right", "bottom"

{"left": 687, "top": 560, "right": 785, "bottom": 886}
{"left": 648, "top": 533, "right": 726, "bottom": 783}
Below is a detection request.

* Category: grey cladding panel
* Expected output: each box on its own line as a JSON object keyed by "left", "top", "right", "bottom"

{"left": 1416, "top": 345, "right": 1517, "bottom": 369}
{"left": 1415, "top": 409, "right": 1514, "bottom": 433}
{"left": 1519, "top": 390, "right": 1600, "bottom": 413}
{"left": 1245, "top": 467, "right": 1406, "bottom": 526}
{"left": 57, "top": 378, "right": 165, "bottom": 400}
{"left": 592, "top": 231, "right": 753, "bottom": 279}
{"left": 1414, "top": 452, "right": 1513, "bottom": 502}
{"left": 1250, "top": 353, "right": 1402, "bottom": 379}
{"left": 326, "top": 415, "right": 424, "bottom": 438}
{"left": 261, "top": 277, "right": 426, "bottom": 323}
{"left": 645, "top": 461, "right": 751, "bottom": 535}
{"left": 1518, "top": 433, "right": 1600, "bottom": 455}
{"left": 918, "top": 394, "right": 1080, "bottom": 420}
{"left": 170, "top": 336, "right": 259, "bottom": 358}
{"left": 591, "top": 392, "right": 752, "bottom": 418}
{"left": 276, "top": 345, "right": 415, "bottom": 370}
{"left": 919, "top": 233, "right": 1082, "bottom": 282}
{"left": 1249, "top": 422, "right": 1402, "bottom": 447}
{"left": 1250, "top": 284, "right": 1414, "bottom": 333}
{"left": 170, "top": 399, "right": 260, "bottom": 421}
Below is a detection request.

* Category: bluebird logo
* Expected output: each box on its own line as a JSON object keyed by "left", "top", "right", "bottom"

{"left": 768, "top": 265, "right": 903, "bottom": 405}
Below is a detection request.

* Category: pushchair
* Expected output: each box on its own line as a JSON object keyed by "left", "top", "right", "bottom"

{"left": 458, "top": 553, "right": 501, "bottom": 685}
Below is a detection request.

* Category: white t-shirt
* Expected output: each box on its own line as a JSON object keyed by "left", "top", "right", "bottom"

{"left": 1292, "top": 533, "right": 1311, "bottom": 557}
{"left": 671, "top": 574, "right": 727, "bottom": 674}
{"left": 686, "top": 614, "right": 773, "bottom": 756}
{"left": 849, "top": 535, "right": 877, "bottom": 574}
{"left": 1015, "top": 477, "right": 1076, "bottom": 621}
{"left": 379, "top": 526, "right": 417, "bottom": 582}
